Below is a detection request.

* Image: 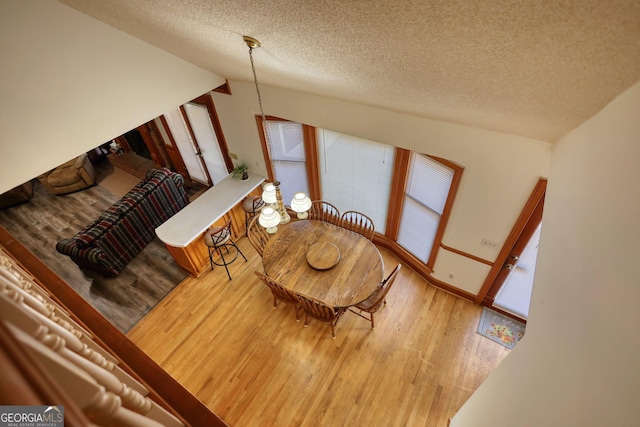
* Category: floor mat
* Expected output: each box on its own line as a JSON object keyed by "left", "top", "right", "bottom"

{"left": 476, "top": 307, "right": 525, "bottom": 349}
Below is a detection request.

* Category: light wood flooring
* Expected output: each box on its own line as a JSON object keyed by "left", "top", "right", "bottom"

{"left": 127, "top": 239, "right": 511, "bottom": 426}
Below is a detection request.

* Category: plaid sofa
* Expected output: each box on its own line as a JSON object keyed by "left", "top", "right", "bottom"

{"left": 56, "top": 168, "right": 188, "bottom": 277}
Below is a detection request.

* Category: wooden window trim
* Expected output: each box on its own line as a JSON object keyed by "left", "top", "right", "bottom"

{"left": 303, "top": 125, "right": 321, "bottom": 200}
{"left": 255, "top": 116, "right": 320, "bottom": 198}
{"left": 255, "top": 115, "right": 277, "bottom": 181}
{"left": 426, "top": 155, "right": 464, "bottom": 270}
{"left": 385, "top": 148, "right": 411, "bottom": 240}
{"left": 255, "top": 118, "right": 470, "bottom": 299}
{"left": 388, "top": 152, "right": 464, "bottom": 272}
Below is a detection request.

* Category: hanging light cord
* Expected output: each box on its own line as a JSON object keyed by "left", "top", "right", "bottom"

{"left": 248, "top": 46, "right": 267, "bottom": 125}
{"left": 248, "top": 45, "right": 275, "bottom": 176}
{"left": 244, "top": 37, "right": 275, "bottom": 177}
{"left": 245, "top": 36, "right": 290, "bottom": 224}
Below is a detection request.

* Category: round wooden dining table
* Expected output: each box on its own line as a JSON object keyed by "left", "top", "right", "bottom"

{"left": 262, "top": 220, "right": 384, "bottom": 308}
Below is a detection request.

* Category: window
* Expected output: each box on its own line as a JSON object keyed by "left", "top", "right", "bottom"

{"left": 265, "top": 120, "right": 309, "bottom": 204}
{"left": 255, "top": 119, "right": 462, "bottom": 269}
{"left": 397, "top": 153, "right": 460, "bottom": 267}
{"left": 317, "top": 130, "right": 394, "bottom": 233}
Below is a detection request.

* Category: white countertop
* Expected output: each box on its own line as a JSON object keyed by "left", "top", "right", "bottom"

{"left": 156, "top": 172, "right": 265, "bottom": 248}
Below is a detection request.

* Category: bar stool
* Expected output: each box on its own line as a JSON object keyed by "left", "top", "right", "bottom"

{"left": 242, "top": 195, "right": 265, "bottom": 235}
{"left": 204, "top": 218, "right": 247, "bottom": 280}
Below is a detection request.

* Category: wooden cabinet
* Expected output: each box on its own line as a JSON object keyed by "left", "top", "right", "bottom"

{"left": 156, "top": 173, "right": 265, "bottom": 277}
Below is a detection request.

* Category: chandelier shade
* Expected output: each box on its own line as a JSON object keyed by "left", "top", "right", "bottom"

{"left": 259, "top": 206, "right": 281, "bottom": 234}
{"left": 290, "top": 192, "right": 312, "bottom": 219}
{"left": 262, "top": 183, "right": 277, "bottom": 205}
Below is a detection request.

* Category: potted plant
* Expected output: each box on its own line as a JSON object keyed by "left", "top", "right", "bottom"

{"left": 231, "top": 161, "right": 249, "bottom": 180}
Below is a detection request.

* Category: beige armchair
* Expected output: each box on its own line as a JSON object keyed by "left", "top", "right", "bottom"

{"left": 38, "top": 153, "right": 96, "bottom": 195}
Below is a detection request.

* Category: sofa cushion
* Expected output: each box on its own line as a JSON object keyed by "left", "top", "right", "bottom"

{"left": 74, "top": 210, "right": 120, "bottom": 247}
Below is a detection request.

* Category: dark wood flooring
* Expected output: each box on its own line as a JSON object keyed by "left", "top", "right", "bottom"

{"left": 0, "top": 175, "right": 188, "bottom": 333}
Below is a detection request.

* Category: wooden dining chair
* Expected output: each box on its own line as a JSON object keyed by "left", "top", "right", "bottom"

{"left": 307, "top": 201, "right": 340, "bottom": 225}
{"left": 340, "top": 210, "right": 375, "bottom": 241}
{"left": 349, "top": 264, "right": 402, "bottom": 329}
{"left": 254, "top": 271, "right": 301, "bottom": 321}
{"left": 296, "top": 293, "right": 346, "bottom": 339}
{"left": 247, "top": 215, "right": 271, "bottom": 257}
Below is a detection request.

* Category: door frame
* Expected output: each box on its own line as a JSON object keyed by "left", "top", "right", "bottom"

{"left": 158, "top": 93, "right": 233, "bottom": 186}
{"left": 476, "top": 178, "right": 547, "bottom": 316}
{"left": 178, "top": 103, "right": 213, "bottom": 186}
{"left": 189, "top": 93, "right": 234, "bottom": 173}
{"left": 158, "top": 114, "right": 191, "bottom": 179}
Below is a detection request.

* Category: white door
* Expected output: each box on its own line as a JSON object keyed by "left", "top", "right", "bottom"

{"left": 163, "top": 108, "right": 210, "bottom": 185}
{"left": 494, "top": 223, "right": 542, "bottom": 319}
{"left": 184, "top": 102, "right": 228, "bottom": 185}
{"left": 482, "top": 179, "right": 545, "bottom": 321}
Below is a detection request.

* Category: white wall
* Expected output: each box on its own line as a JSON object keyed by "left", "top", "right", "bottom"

{"left": 214, "top": 82, "right": 551, "bottom": 294}
{"left": 451, "top": 81, "right": 640, "bottom": 426}
{"left": 0, "top": 0, "right": 224, "bottom": 193}
{"left": 0, "top": 1, "right": 552, "bottom": 297}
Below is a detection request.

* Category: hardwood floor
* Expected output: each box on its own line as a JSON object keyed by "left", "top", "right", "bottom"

{"left": 127, "top": 239, "right": 511, "bottom": 426}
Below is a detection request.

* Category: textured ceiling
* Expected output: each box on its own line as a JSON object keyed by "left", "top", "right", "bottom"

{"left": 59, "top": 0, "right": 640, "bottom": 142}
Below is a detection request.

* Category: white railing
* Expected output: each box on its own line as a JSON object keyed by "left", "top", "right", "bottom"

{"left": 0, "top": 248, "right": 184, "bottom": 427}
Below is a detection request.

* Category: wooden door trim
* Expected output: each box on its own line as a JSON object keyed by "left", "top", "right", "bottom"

{"left": 179, "top": 104, "right": 213, "bottom": 186}
{"left": 134, "top": 124, "right": 164, "bottom": 168}
{"left": 144, "top": 120, "right": 172, "bottom": 168}
{"left": 190, "top": 93, "right": 234, "bottom": 173}
{"left": 475, "top": 178, "right": 547, "bottom": 305}
{"left": 158, "top": 115, "right": 190, "bottom": 180}
{"left": 212, "top": 80, "right": 232, "bottom": 95}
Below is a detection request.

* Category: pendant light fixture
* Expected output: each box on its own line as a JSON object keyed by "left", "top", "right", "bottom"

{"left": 243, "top": 35, "right": 293, "bottom": 226}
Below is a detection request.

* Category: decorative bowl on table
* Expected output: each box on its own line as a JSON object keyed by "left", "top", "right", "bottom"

{"left": 305, "top": 241, "right": 340, "bottom": 270}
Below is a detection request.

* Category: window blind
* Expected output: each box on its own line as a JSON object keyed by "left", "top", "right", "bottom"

{"left": 317, "top": 129, "right": 394, "bottom": 233}
{"left": 406, "top": 154, "right": 453, "bottom": 214}
{"left": 397, "top": 154, "right": 454, "bottom": 262}
{"left": 265, "top": 121, "right": 309, "bottom": 203}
